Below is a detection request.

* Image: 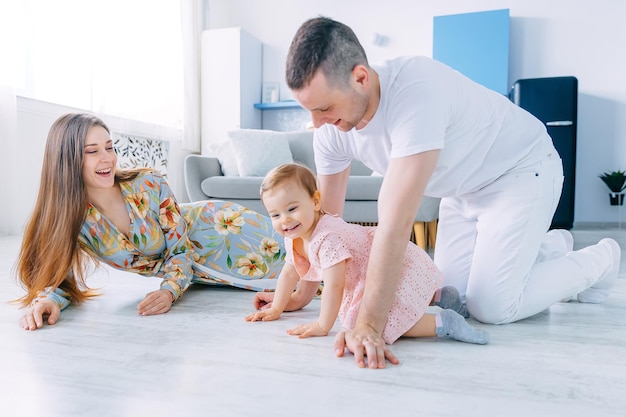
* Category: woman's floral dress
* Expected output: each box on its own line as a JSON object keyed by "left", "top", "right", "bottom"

{"left": 35, "top": 171, "right": 285, "bottom": 310}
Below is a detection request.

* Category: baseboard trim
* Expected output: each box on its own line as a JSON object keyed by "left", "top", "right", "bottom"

{"left": 573, "top": 221, "right": 626, "bottom": 230}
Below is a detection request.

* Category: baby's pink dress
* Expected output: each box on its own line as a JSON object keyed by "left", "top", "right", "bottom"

{"left": 284, "top": 215, "right": 443, "bottom": 344}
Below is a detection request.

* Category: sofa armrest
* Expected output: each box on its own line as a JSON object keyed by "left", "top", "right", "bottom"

{"left": 415, "top": 196, "right": 441, "bottom": 222}
{"left": 184, "top": 154, "right": 222, "bottom": 202}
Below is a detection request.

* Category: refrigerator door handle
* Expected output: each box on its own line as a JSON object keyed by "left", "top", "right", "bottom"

{"left": 546, "top": 120, "right": 573, "bottom": 127}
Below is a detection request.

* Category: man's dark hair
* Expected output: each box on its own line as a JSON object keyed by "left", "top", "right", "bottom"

{"left": 286, "top": 16, "right": 369, "bottom": 91}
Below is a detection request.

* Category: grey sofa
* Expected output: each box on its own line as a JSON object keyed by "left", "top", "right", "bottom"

{"left": 184, "top": 131, "right": 440, "bottom": 247}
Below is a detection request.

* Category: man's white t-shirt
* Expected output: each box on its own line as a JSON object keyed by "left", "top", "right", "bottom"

{"left": 313, "top": 56, "right": 557, "bottom": 198}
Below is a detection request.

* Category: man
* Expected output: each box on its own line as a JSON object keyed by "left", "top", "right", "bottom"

{"left": 282, "top": 16, "right": 620, "bottom": 369}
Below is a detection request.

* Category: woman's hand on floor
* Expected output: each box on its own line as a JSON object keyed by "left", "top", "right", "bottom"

{"left": 252, "top": 292, "right": 275, "bottom": 310}
{"left": 137, "top": 289, "right": 174, "bottom": 316}
{"left": 19, "top": 299, "right": 60, "bottom": 331}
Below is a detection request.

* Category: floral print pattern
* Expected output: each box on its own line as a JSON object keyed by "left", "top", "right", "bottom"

{"left": 37, "top": 171, "right": 285, "bottom": 310}
{"left": 213, "top": 209, "right": 245, "bottom": 235}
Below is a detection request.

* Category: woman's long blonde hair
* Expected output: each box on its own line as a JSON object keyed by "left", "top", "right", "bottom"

{"left": 15, "top": 113, "right": 143, "bottom": 307}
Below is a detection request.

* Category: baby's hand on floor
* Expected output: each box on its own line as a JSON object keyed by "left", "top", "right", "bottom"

{"left": 287, "top": 322, "right": 329, "bottom": 338}
{"left": 245, "top": 308, "right": 281, "bottom": 322}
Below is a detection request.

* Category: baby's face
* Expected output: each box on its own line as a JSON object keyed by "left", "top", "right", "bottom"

{"left": 263, "top": 181, "right": 321, "bottom": 241}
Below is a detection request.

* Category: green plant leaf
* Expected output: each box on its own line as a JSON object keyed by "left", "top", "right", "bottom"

{"left": 599, "top": 170, "right": 626, "bottom": 192}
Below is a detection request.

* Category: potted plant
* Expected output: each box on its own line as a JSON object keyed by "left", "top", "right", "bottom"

{"left": 599, "top": 170, "right": 626, "bottom": 205}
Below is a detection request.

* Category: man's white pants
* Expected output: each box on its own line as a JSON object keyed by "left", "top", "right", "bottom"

{"left": 435, "top": 154, "right": 612, "bottom": 324}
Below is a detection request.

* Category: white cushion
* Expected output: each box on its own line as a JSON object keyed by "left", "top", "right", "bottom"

{"left": 206, "top": 140, "right": 239, "bottom": 176}
{"left": 228, "top": 129, "right": 294, "bottom": 177}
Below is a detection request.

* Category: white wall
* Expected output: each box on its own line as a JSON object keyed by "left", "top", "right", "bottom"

{"left": 1, "top": 98, "right": 191, "bottom": 236}
{"left": 0, "top": 87, "right": 19, "bottom": 236}
{"left": 206, "top": 0, "right": 626, "bottom": 225}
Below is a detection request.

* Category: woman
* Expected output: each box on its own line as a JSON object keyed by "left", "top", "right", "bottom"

{"left": 16, "top": 113, "right": 285, "bottom": 330}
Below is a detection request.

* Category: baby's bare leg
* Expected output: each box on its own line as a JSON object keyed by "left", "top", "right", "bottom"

{"left": 404, "top": 314, "right": 437, "bottom": 337}
{"left": 404, "top": 310, "right": 489, "bottom": 344}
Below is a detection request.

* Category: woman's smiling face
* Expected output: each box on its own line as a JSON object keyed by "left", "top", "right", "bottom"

{"left": 82, "top": 125, "right": 117, "bottom": 193}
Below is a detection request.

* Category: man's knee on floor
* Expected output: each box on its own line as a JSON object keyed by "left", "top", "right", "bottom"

{"left": 466, "top": 294, "right": 518, "bottom": 324}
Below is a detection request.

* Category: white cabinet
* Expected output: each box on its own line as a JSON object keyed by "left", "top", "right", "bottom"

{"left": 201, "top": 27, "right": 262, "bottom": 153}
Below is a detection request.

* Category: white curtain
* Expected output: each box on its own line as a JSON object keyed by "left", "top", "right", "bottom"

{"left": 0, "top": 86, "right": 18, "bottom": 235}
{"left": 180, "top": 0, "right": 207, "bottom": 152}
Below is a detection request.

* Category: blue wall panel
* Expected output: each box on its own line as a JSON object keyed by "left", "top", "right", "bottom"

{"left": 433, "top": 9, "right": 510, "bottom": 95}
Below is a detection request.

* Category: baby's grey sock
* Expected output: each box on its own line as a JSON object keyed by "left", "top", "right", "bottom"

{"left": 433, "top": 286, "right": 469, "bottom": 318}
{"left": 435, "top": 309, "right": 489, "bottom": 345}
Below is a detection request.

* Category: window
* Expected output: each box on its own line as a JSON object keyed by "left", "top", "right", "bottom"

{"left": 0, "top": 0, "right": 183, "bottom": 129}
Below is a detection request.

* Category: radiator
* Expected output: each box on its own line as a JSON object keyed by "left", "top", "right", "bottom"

{"left": 349, "top": 221, "right": 420, "bottom": 246}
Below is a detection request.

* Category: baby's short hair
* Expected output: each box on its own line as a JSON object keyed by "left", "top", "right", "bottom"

{"left": 260, "top": 163, "right": 319, "bottom": 199}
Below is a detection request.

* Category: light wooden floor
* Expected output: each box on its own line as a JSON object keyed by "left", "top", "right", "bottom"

{"left": 1, "top": 227, "right": 625, "bottom": 417}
